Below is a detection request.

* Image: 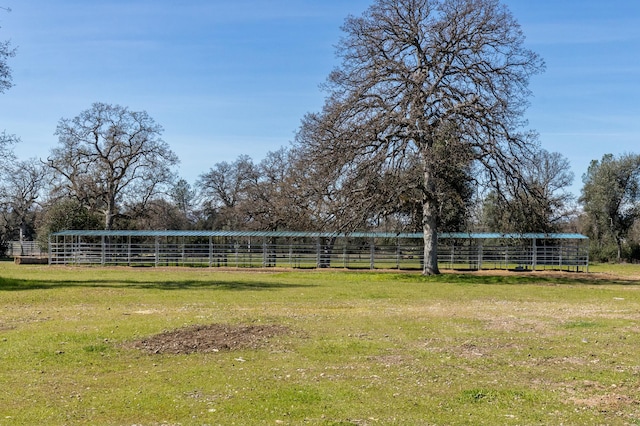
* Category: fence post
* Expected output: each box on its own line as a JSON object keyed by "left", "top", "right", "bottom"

{"left": 450, "top": 244, "right": 455, "bottom": 270}
{"left": 344, "top": 242, "right": 348, "bottom": 269}
{"left": 559, "top": 242, "right": 563, "bottom": 270}
{"left": 101, "top": 235, "right": 105, "bottom": 266}
{"left": 209, "top": 236, "right": 213, "bottom": 267}
{"left": 263, "top": 238, "right": 267, "bottom": 267}
{"left": 532, "top": 239, "right": 537, "bottom": 271}
{"left": 586, "top": 248, "right": 589, "bottom": 273}
{"left": 181, "top": 237, "right": 185, "bottom": 266}
{"left": 289, "top": 242, "right": 293, "bottom": 268}
{"left": 155, "top": 236, "right": 159, "bottom": 267}
{"left": 505, "top": 245, "right": 509, "bottom": 269}
{"left": 370, "top": 238, "right": 375, "bottom": 270}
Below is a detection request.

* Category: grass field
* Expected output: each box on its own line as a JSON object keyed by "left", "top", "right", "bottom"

{"left": 1, "top": 262, "right": 640, "bottom": 425}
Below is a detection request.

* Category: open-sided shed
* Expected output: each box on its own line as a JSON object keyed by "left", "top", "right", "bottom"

{"left": 48, "top": 230, "right": 589, "bottom": 271}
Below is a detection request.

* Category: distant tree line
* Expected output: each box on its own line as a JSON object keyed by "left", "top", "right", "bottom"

{"left": 1, "top": 101, "right": 638, "bottom": 263}
{"left": 1, "top": 1, "right": 639, "bottom": 266}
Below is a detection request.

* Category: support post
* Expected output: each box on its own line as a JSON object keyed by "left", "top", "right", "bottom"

{"left": 370, "top": 239, "right": 375, "bottom": 270}
{"left": 101, "top": 235, "right": 105, "bottom": 266}
{"left": 289, "top": 241, "right": 293, "bottom": 268}
{"left": 209, "top": 236, "right": 213, "bottom": 267}
{"left": 263, "top": 238, "right": 267, "bottom": 267}
{"left": 155, "top": 236, "right": 159, "bottom": 267}
{"left": 532, "top": 239, "right": 537, "bottom": 271}
{"left": 344, "top": 242, "right": 348, "bottom": 269}
{"left": 450, "top": 244, "right": 455, "bottom": 270}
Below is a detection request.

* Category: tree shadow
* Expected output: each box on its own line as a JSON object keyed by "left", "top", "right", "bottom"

{"left": 395, "top": 272, "right": 640, "bottom": 286}
{"left": 0, "top": 276, "right": 315, "bottom": 292}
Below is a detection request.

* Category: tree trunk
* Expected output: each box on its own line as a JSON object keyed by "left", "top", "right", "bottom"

{"left": 104, "top": 202, "right": 115, "bottom": 231}
{"left": 422, "top": 156, "right": 440, "bottom": 275}
{"left": 104, "top": 192, "right": 118, "bottom": 230}
{"left": 318, "top": 236, "right": 337, "bottom": 268}
{"left": 422, "top": 199, "right": 439, "bottom": 275}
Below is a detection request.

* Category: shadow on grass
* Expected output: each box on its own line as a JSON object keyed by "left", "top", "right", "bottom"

{"left": 0, "top": 276, "right": 314, "bottom": 292}
{"left": 1, "top": 270, "right": 636, "bottom": 291}
{"left": 393, "top": 272, "right": 639, "bottom": 286}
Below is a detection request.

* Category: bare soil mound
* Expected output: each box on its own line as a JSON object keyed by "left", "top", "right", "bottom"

{"left": 128, "top": 323, "right": 291, "bottom": 355}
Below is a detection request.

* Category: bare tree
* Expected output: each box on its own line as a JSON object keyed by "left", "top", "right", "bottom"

{"left": 481, "top": 149, "right": 575, "bottom": 233}
{"left": 0, "top": 7, "right": 15, "bottom": 94}
{"left": 127, "top": 198, "right": 192, "bottom": 230}
{"left": 295, "top": 0, "right": 543, "bottom": 274}
{"left": 47, "top": 103, "right": 179, "bottom": 230}
{"left": 197, "top": 151, "right": 312, "bottom": 231}
{"left": 0, "top": 131, "right": 17, "bottom": 168}
{"left": 196, "top": 155, "right": 259, "bottom": 230}
{"left": 243, "top": 148, "right": 316, "bottom": 231}
{"left": 0, "top": 158, "right": 47, "bottom": 240}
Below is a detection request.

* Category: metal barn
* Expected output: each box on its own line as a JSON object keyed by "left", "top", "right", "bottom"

{"left": 48, "top": 230, "right": 589, "bottom": 271}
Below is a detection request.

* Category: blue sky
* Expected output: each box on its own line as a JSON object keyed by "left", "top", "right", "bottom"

{"left": 0, "top": 0, "right": 638, "bottom": 196}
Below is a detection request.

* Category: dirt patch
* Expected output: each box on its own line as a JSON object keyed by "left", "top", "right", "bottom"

{"left": 126, "top": 323, "right": 292, "bottom": 354}
{"left": 569, "top": 393, "right": 638, "bottom": 410}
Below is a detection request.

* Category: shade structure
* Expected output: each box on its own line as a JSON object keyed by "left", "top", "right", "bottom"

{"left": 48, "top": 230, "right": 589, "bottom": 271}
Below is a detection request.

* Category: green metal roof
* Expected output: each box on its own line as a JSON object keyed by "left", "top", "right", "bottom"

{"left": 50, "top": 230, "right": 588, "bottom": 240}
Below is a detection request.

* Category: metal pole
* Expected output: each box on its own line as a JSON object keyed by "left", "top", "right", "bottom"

{"left": 101, "top": 235, "right": 105, "bottom": 266}
{"left": 370, "top": 238, "right": 375, "bottom": 270}
{"left": 345, "top": 240, "right": 350, "bottom": 269}
{"left": 155, "top": 236, "right": 159, "bottom": 267}
{"left": 263, "top": 238, "right": 267, "bottom": 267}
{"left": 209, "top": 236, "right": 213, "bottom": 267}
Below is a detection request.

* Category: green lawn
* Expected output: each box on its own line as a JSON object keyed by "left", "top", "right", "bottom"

{"left": 1, "top": 262, "right": 640, "bottom": 425}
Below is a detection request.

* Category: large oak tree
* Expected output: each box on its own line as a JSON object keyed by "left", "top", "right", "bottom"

{"left": 296, "top": 0, "right": 544, "bottom": 274}
{"left": 47, "top": 103, "right": 178, "bottom": 230}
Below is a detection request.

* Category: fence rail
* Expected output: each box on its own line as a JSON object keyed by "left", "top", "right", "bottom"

{"left": 47, "top": 234, "right": 589, "bottom": 272}
{"left": 6, "top": 241, "right": 44, "bottom": 257}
